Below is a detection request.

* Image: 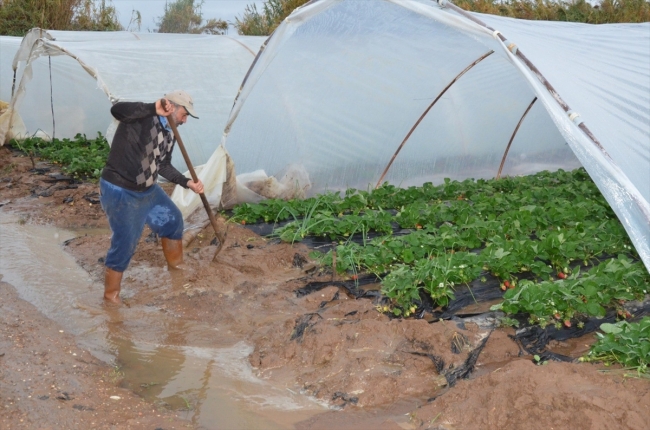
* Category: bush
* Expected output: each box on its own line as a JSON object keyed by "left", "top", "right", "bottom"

{"left": 0, "top": 0, "right": 122, "bottom": 36}
{"left": 453, "top": 0, "right": 650, "bottom": 24}
{"left": 235, "top": 0, "right": 309, "bottom": 36}
{"left": 234, "top": 0, "right": 649, "bottom": 36}
{"left": 156, "top": 0, "right": 228, "bottom": 34}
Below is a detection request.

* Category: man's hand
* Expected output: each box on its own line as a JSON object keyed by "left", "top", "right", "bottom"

{"left": 187, "top": 179, "right": 204, "bottom": 194}
{"left": 155, "top": 98, "right": 174, "bottom": 117}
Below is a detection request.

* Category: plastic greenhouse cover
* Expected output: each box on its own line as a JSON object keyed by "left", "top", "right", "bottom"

{"left": 1, "top": 29, "right": 266, "bottom": 173}
{"left": 1, "top": 37, "right": 21, "bottom": 104}
{"left": 0, "top": 36, "right": 27, "bottom": 140}
{"left": 212, "top": 0, "right": 648, "bottom": 270}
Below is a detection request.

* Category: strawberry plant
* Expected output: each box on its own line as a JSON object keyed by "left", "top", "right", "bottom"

{"left": 10, "top": 133, "right": 110, "bottom": 179}
{"left": 232, "top": 168, "right": 647, "bottom": 321}
{"left": 381, "top": 266, "right": 422, "bottom": 316}
{"left": 581, "top": 317, "right": 650, "bottom": 378}
{"left": 492, "top": 256, "right": 650, "bottom": 327}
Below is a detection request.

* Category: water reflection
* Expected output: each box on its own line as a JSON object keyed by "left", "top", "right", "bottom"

{"left": 105, "top": 307, "right": 190, "bottom": 411}
{"left": 103, "top": 306, "right": 319, "bottom": 428}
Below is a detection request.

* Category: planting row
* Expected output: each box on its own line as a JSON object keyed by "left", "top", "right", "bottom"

{"left": 230, "top": 168, "right": 649, "bottom": 326}
{"left": 10, "top": 134, "right": 110, "bottom": 179}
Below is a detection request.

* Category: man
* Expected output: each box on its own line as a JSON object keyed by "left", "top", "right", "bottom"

{"left": 99, "top": 90, "right": 204, "bottom": 304}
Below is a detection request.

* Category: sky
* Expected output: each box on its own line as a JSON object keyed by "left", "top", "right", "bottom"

{"left": 111, "top": 0, "right": 266, "bottom": 33}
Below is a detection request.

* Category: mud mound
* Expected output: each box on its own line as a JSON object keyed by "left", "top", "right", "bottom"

{"left": 413, "top": 358, "right": 650, "bottom": 430}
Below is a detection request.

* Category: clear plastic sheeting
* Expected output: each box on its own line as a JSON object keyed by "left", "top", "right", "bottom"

{"left": 217, "top": 0, "right": 649, "bottom": 270}
{"left": 222, "top": 0, "right": 576, "bottom": 193}
{"left": 171, "top": 144, "right": 312, "bottom": 219}
{"left": 1, "top": 29, "right": 266, "bottom": 174}
{"left": 1, "top": 36, "right": 21, "bottom": 103}
{"left": 0, "top": 36, "right": 27, "bottom": 141}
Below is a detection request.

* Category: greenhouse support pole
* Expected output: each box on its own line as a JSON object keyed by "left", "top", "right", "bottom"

{"left": 436, "top": 0, "right": 609, "bottom": 158}
{"left": 496, "top": 97, "right": 537, "bottom": 179}
{"left": 375, "top": 50, "right": 494, "bottom": 189}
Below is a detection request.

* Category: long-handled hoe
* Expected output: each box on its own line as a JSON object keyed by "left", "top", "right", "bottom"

{"left": 161, "top": 99, "right": 227, "bottom": 260}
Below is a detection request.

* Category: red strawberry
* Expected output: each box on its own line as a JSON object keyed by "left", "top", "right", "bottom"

{"left": 564, "top": 320, "right": 571, "bottom": 328}
{"left": 557, "top": 272, "right": 567, "bottom": 279}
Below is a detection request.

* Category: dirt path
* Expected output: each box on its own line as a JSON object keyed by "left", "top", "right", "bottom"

{"left": 1, "top": 145, "right": 649, "bottom": 430}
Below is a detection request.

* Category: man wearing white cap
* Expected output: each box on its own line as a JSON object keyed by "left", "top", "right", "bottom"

{"left": 99, "top": 90, "right": 203, "bottom": 304}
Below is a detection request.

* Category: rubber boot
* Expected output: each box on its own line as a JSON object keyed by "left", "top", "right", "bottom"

{"left": 161, "top": 237, "right": 186, "bottom": 270}
{"left": 104, "top": 267, "right": 123, "bottom": 304}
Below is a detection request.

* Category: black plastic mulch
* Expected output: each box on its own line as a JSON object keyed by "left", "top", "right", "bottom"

{"left": 443, "top": 335, "right": 491, "bottom": 386}
{"left": 240, "top": 218, "right": 411, "bottom": 253}
{"left": 295, "top": 274, "right": 382, "bottom": 300}
{"left": 245, "top": 218, "right": 650, "bottom": 371}
{"left": 510, "top": 299, "right": 650, "bottom": 363}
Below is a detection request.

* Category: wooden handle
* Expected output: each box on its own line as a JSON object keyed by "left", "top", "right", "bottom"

{"left": 161, "top": 99, "right": 225, "bottom": 258}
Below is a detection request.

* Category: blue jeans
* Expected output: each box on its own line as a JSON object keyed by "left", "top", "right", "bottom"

{"left": 99, "top": 178, "right": 183, "bottom": 272}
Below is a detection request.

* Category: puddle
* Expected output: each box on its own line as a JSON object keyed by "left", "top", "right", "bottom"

{"left": 0, "top": 210, "right": 327, "bottom": 429}
{"left": 546, "top": 334, "right": 595, "bottom": 358}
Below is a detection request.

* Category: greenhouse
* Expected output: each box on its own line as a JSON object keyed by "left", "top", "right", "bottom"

{"left": 210, "top": 0, "right": 649, "bottom": 270}
{"left": 1, "top": 0, "right": 648, "bottom": 270}
{"left": 1, "top": 1, "right": 649, "bottom": 426}
{"left": 0, "top": 28, "right": 266, "bottom": 173}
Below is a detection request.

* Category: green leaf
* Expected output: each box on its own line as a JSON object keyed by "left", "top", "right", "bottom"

{"left": 599, "top": 322, "right": 623, "bottom": 334}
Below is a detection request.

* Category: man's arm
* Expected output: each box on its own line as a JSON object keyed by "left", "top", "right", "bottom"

{"left": 158, "top": 157, "right": 191, "bottom": 189}
{"left": 157, "top": 161, "right": 204, "bottom": 193}
{"left": 110, "top": 102, "right": 157, "bottom": 123}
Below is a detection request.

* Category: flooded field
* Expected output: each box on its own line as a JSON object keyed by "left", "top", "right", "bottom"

{"left": 1, "top": 146, "right": 649, "bottom": 430}
{"left": 0, "top": 211, "right": 327, "bottom": 428}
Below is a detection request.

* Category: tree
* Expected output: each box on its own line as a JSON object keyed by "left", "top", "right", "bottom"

{"left": 156, "top": 0, "right": 228, "bottom": 34}
{"left": 0, "top": 0, "right": 123, "bottom": 36}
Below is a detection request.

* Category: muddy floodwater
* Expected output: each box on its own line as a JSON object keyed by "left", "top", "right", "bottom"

{"left": 0, "top": 211, "right": 326, "bottom": 429}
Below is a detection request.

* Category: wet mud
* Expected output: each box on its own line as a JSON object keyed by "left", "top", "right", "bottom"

{"left": 1, "top": 145, "right": 649, "bottom": 429}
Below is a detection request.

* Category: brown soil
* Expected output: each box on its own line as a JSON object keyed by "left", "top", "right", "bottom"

{"left": 1, "top": 145, "right": 649, "bottom": 430}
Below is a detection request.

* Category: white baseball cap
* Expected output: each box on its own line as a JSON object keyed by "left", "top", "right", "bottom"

{"left": 165, "top": 90, "right": 198, "bottom": 119}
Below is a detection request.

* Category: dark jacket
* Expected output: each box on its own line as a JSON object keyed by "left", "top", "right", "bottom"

{"left": 101, "top": 101, "right": 190, "bottom": 192}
